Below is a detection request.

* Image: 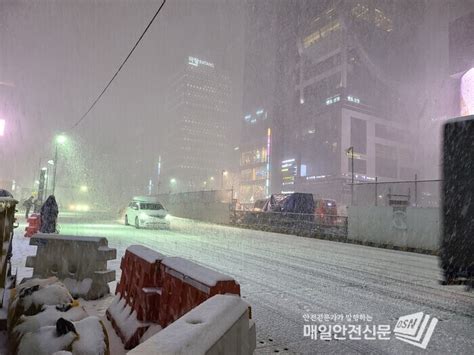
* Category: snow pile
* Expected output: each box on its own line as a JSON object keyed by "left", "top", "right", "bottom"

{"left": 13, "top": 278, "right": 73, "bottom": 309}
{"left": 62, "top": 278, "right": 93, "bottom": 298}
{"left": 106, "top": 293, "right": 162, "bottom": 348}
{"left": 71, "top": 316, "right": 107, "bottom": 355}
{"left": 126, "top": 245, "right": 165, "bottom": 263}
{"left": 16, "top": 316, "right": 108, "bottom": 355}
{"left": 162, "top": 257, "right": 235, "bottom": 286}
{"left": 14, "top": 304, "right": 88, "bottom": 338}
{"left": 9, "top": 278, "right": 74, "bottom": 330}
{"left": 17, "top": 323, "right": 78, "bottom": 355}
{"left": 106, "top": 295, "right": 142, "bottom": 340}
{"left": 129, "top": 294, "right": 248, "bottom": 354}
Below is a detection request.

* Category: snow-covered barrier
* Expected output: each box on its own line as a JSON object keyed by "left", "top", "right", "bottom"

{"left": 107, "top": 245, "right": 165, "bottom": 349}
{"left": 128, "top": 294, "right": 256, "bottom": 355}
{"left": 25, "top": 234, "right": 117, "bottom": 299}
{"left": 159, "top": 257, "right": 240, "bottom": 327}
{"left": 107, "top": 245, "right": 242, "bottom": 350}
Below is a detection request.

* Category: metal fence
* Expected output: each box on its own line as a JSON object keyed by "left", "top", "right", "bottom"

{"left": 230, "top": 210, "right": 348, "bottom": 238}
{"left": 352, "top": 178, "right": 441, "bottom": 208}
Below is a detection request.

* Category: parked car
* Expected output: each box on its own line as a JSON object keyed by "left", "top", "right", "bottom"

{"left": 262, "top": 193, "right": 315, "bottom": 223}
{"left": 314, "top": 198, "right": 337, "bottom": 224}
{"left": 252, "top": 199, "right": 267, "bottom": 212}
{"left": 263, "top": 193, "right": 315, "bottom": 214}
{"left": 125, "top": 197, "right": 170, "bottom": 229}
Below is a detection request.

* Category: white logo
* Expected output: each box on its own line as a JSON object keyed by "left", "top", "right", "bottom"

{"left": 394, "top": 312, "right": 438, "bottom": 349}
{"left": 188, "top": 56, "right": 214, "bottom": 68}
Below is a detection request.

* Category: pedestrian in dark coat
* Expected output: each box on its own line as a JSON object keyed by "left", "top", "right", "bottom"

{"left": 23, "top": 196, "right": 34, "bottom": 218}
{"left": 39, "top": 195, "right": 59, "bottom": 233}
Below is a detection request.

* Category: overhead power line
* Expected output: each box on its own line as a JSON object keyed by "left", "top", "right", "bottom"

{"left": 72, "top": 0, "right": 167, "bottom": 129}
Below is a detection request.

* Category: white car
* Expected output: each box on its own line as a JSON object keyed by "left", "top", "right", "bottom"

{"left": 125, "top": 198, "right": 170, "bottom": 229}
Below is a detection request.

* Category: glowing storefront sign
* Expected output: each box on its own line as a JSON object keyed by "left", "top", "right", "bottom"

{"left": 326, "top": 95, "right": 340, "bottom": 105}
{"left": 188, "top": 56, "right": 215, "bottom": 68}
{"left": 347, "top": 95, "right": 361, "bottom": 103}
{"left": 461, "top": 68, "right": 474, "bottom": 116}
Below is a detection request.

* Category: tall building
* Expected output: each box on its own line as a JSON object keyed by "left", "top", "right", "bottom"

{"left": 163, "top": 56, "right": 232, "bottom": 192}
{"left": 290, "top": 0, "right": 419, "bottom": 203}
{"left": 239, "top": 0, "right": 280, "bottom": 204}
{"left": 241, "top": 0, "right": 424, "bottom": 204}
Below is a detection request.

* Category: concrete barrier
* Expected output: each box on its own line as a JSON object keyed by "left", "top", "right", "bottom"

{"left": 25, "top": 234, "right": 116, "bottom": 299}
{"left": 159, "top": 257, "right": 241, "bottom": 327}
{"left": 348, "top": 206, "right": 440, "bottom": 252}
{"left": 108, "top": 245, "right": 165, "bottom": 349}
{"left": 108, "top": 245, "right": 245, "bottom": 351}
{"left": 127, "top": 294, "right": 256, "bottom": 355}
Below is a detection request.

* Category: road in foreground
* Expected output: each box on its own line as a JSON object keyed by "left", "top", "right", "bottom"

{"left": 12, "top": 213, "right": 474, "bottom": 354}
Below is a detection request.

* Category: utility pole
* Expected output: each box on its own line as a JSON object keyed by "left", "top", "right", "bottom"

{"left": 346, "top": 146, "right": 354, "bottom": 206}
{"left": 52, "top": 144, "right": 58, "bottom": 195}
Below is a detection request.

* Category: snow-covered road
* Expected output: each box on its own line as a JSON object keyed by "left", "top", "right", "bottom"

{"left": 12, "top": 213, "right": 474, "bottom": 354}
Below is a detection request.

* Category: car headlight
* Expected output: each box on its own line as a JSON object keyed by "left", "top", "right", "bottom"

{"left": 165, "top": 214, "right": 171, "bottom": 220}
{"left": 139, "top": 212, "right": 149, "bottom": 219}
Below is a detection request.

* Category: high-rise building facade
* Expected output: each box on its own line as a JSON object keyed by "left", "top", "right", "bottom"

{"left": 241, "top": 0, "right": 426, "bottom": 204}
{"left": 239, "top": 0, "right": 280, "bottom": 204}
{"left": 163, "top": 56, "right": 232, "bottom": 192}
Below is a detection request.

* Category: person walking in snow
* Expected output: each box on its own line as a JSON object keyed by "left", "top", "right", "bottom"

{"left": 23, "top": 195, "right": 34, "bottom": 219}
{"left": 39, "top": 195, "right": 59, "bottom": 233}
{"left": 33, "top": 198, "right": 42, "bottom": 213}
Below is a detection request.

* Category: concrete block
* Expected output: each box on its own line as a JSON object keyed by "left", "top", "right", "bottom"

{"left": 128, "top": 294, "right": 256, "bottom": 355}
{"left": 26, "top": 234, "right": 116, "bottom": 300}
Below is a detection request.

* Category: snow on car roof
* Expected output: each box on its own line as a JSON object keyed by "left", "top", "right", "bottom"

{"left": 132, "top": 196, "right": 161, "bottom": 203}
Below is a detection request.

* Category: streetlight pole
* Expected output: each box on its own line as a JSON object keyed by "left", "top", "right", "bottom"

{"left": 52, "top": 144, "right": 58, "bottom": 195}
{"left": 346, "top": 146, "right": 354, "bottom": 206}
{"left": 52, "top": 134, "right": 67, "bottom": 196}
{"left": 221, "top": 170, "right": 228, "bottom": 190}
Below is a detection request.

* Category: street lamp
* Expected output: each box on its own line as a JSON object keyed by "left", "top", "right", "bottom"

{"left": 170, "top": 178, "right": 177, "bottom": 193}
{"left": 52, "top": 134, "right": 67, "bottom": 195}
{"left": 346, "top": 146, "right": 354, "bottom": 206}
{"left": 221, "top": 170, "right": 228, "bottom": 190}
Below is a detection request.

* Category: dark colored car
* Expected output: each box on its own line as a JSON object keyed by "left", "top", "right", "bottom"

{"left": 263, "top": 193, "right": 315, "bottom": 222}
{"left": 253, "top": 199, "right": 267, "bottom": 211}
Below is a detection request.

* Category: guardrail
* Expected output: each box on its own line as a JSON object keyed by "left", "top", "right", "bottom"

{"left": 230, "top": 210, "right": 348, "bottom": 239}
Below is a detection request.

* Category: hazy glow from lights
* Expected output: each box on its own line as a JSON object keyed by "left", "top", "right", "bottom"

{"left": 461, "top": 68, "right": 474, "bottom": 116}
{"left": 56, "top": 134, "right": 67, "bottom": 145}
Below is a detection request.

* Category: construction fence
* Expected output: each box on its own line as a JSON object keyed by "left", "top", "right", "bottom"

{"left": 352, "top": 178, "right": 441, "bottom": 208}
